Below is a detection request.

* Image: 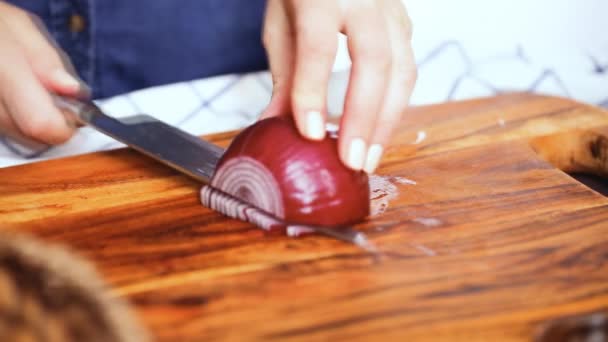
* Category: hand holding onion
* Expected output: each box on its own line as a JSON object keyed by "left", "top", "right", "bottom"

{"left": 262, "top": 0, "right": 416, "bottom": 174}
{"left": 203, "top": 0, "right": 419, "bottom": 236}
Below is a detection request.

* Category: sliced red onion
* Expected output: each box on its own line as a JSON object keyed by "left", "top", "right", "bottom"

{"left": 210, "top": 157, "right": 284, "bottom": 219}
{"left": 200, "top": 185, "right": 316, "bottom": 236}
{"left": 204, "top": 117, "right": 370, "bottom": 230}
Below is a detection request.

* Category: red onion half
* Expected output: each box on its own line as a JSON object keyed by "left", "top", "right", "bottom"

{"left": 201, "top": 117, "right": 370, "bottom": 232}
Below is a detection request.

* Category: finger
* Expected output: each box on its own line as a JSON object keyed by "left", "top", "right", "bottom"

{"left": 365, "top": 0, "right": 417, "bottom": 173}
{"left": 0, "top": 29, "right": 75, "bottom": 144}
{"left": 288, "top": 0, "right": 340, "bottom": 141}
{"left": 0, "top": 2, "right": 86, "bottom": 97}
{"left": 0, "top": 100, "right": 48, "bottom": 150}
{"left": 339, "top": 3, "right": 391, "bottom": 171}
{"left": 261, "top": 0, "right": 295, "bottom": 119}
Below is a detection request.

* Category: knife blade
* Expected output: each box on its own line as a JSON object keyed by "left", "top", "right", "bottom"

{"left": 54, "top": 95, "right": 223, "bottom": 182}
{"left": 53, "top": 95, "right": 376, "bottom": 252}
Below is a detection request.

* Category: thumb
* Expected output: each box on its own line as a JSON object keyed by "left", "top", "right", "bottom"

{"left": 260, "top": 0, "right": 294, "bottom": 119}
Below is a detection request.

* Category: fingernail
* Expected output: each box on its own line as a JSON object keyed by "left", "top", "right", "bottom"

{"left": 364, "top": 144, "right": 383, "bottom": 174}
{"left": 52, "top": 69, "right": 80, "bottom": 91}
{"left": 347, "top": 138, "right": 367, "bottom": 171}
{"left": 305, "top": 110, "right": 325, "bottom": 140}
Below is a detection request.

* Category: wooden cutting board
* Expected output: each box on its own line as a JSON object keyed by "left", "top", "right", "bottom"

{"left": 1, "top": 93, "right": 608, "bottom": 341}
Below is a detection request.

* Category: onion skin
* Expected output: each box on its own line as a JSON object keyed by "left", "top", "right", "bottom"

{"left": 208, "top": 117, "right": 370, "bottom": 227}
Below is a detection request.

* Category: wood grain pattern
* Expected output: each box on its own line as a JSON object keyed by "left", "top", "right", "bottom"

{"left": 1, "top": 93, "right": 608, "bottom": 341}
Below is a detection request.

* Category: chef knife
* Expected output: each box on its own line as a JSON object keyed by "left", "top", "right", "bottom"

{"left": 54, "top": 95, "right": 223, "bottom": 182}
{"left": 53, "top": 95, "right": 375, "bottom": 252}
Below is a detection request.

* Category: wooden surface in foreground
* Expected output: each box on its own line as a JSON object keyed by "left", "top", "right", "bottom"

{"left": 1, "top": 93, "right": 608, "bottom": 341}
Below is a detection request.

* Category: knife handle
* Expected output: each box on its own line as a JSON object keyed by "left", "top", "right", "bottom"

{"left": 52, "top": 94, "right": 101, "bottom": 127}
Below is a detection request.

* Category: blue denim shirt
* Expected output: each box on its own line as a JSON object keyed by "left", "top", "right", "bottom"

{"left": 7, "top": 0, "right": 269, "bottom": 99}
